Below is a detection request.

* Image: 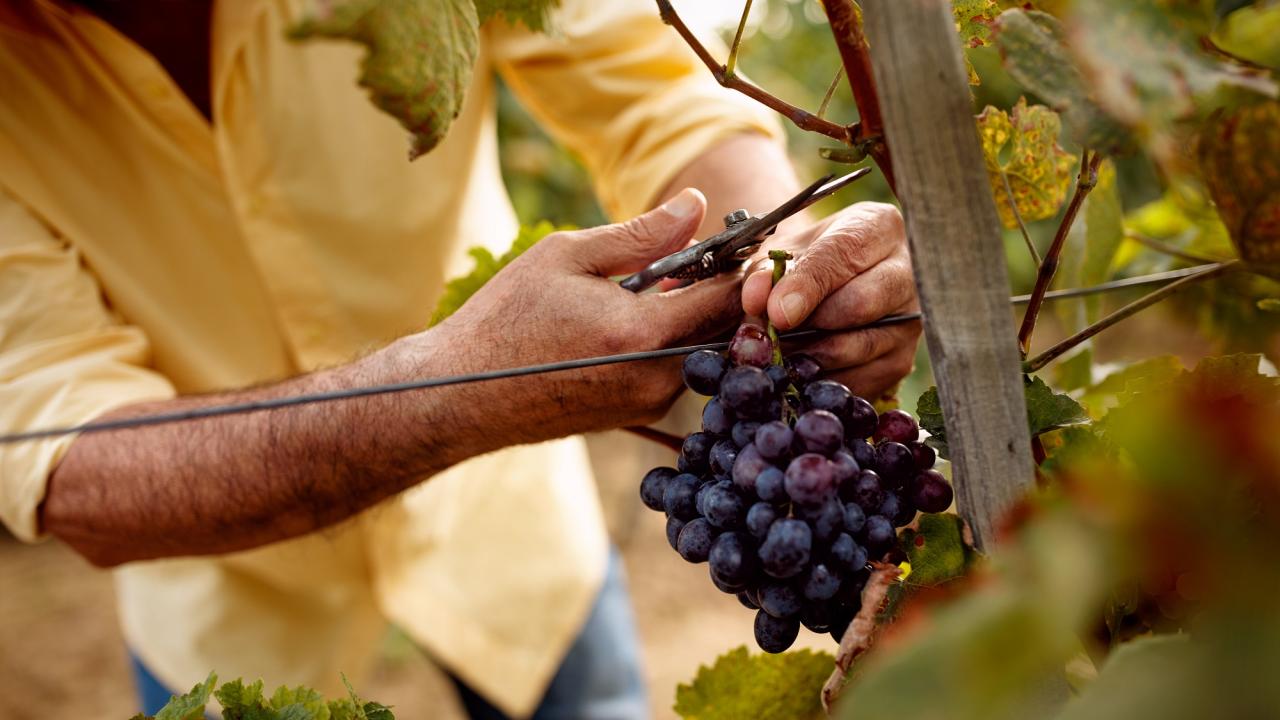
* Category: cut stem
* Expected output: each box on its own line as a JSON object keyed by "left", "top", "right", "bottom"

{"left": 725, "top": 0, "right": 754, "bottom": 78}
{"left": 818, "top": 66, "right": 846, "bottom": 120}
{"left": 767, "top": 249, "right": 792, "bottom": 366}
{"left": 1016, "top": 150, "right": 1103, "bottom": 357}
{"left": 1023, "top": 260, "right": 1241, "bottom": 372}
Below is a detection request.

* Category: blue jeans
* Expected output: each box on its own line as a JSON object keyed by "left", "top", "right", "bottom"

{"left": 131, "top": 549, "right": 647, "bottom": 720}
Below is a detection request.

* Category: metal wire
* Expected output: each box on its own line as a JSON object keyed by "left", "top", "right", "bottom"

{"left": 0, "top": 263, "right": 1218, "bottom": 445}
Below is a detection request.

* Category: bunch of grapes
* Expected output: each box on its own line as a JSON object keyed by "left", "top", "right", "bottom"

{"left": 639, "top": 323, "right": 952, "bottom": 653}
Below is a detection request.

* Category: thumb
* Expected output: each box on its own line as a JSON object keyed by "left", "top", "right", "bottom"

{"left": 572, "top": 189, "right": 706, "bottom": 277}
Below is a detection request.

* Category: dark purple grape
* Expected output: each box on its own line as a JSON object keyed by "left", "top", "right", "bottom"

{"left": 709, "top": 531, "right": 756, "bottom": 585}
{"left": 875, "top": 409, "right": 920, "bottom": 444}
{"left": 729, "top": 323, "right": 774, "bottom": 368}
{"left": 732, "top": 443, "right": 769, "bottom": 494}
{"left": 754, "top": 420, "right": 794, "bottom": 462}
{"left": 682, "top": 350, "right": 727, "bottom": 396}
{"left": 732, "top": 420, "right": 763, "bottom": 449}
{"left": 882, "top": 491, "right": 916, "bottom": 526}
{"left": 862, "top": 515, "right": 896, "bottom": 552}
{"left": 701, "top": 397, "right": 734, "bottom": 436}
{"left": 849, "top": 438, "right": 877, "bottom": 471}
{"left": 910, "top": 441, "right": 936, "bottom": 470}
{"left": 709, "top": 439, "right": 738, "bottom": 476}
{"left": 710, "top": 567, "right": 747, "bottom": 594}
{"left": 827, "top": 532, "right": 868, "bottom": 574}
{"left": 640, "top": 467, "right": 675, "bottom": 512}
{"left": 755, "top": 611, "right": 800, "bottom": 653}
{"left": 694, "top": 480, "right": 715, "bottom": 517}
{"left": 785, "top": 353, "right": 822, "bottom": 385}
{"left": 719, "top": 366, "right": 774, "bottom": 417}
{"left": 679, "top": 432, "right": 714, "bottom": 474}
{"left": 831, "top": 448, "right": 860, "bottom": 485}
{"left": 758, "top": 583, "right": 803, "bottom": 619}
{"left": 738, "top": 591, "right": 759, "bottom": 610}
{"left": 666, "top": 516, "right": 686, "bottom": 551}
{"left": 828, "top": 602, "right": 857, "bottom": 642}
{"left": 755, "top": 466, "right": 787, "bottom": 505}
{"left": 677, "top": 518, "right": 716, "bottom": 563}
{"left": 803, "top": 563, "right": 842, "bottom": 601}
{"left": 746, "top": 502, "right": 779, "bottom": 539}
{"left": 759, "top": 518, "right": 812, "bottom": 579}
{"left": 795, "top": 410, "right": 844, "bottom": 456}
{"left": 800, "top": 602, "right": 833, "bottom": 633}
{"left": 802, "top": 380, "right": 853, "bottom": 419}
{"left": 910, "top": 469, "right": 954, "bottom": 513}
{"left": 875, "top": 441, "right": 915, "bottom": 489}
{"left": 800, "top": 497, "right": 844, "bottom": 544}
{"left": 843, "top": 502, "right": 866, "bottom": 534}
{"left": 663, "top": 473, "right": 702, "bottom": 520}
{"left": 844, "top": 396, "right": 879, "bottom": 441}
{"left": 765, "top": 364, "right": 790, "bottom": 388}
{"left": 850, "top": 470, "right": 884, "bottom": 513}
{"left": 784, "top": 453, "right": 837, "bottom": 506}
{"left": 704, "top": 483, "right": 747, "bottom": 529}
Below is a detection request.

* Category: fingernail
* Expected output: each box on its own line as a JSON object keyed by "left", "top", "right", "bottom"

{"left": 663, "top": 189, "right": 700, "bottom": 219}
{"left": 780, "top": 293, "right": 805, "bottom": 326}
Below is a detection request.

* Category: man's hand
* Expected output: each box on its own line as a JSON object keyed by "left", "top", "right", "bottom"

{"left": 423, "top": 189, "right": 742, "bottom": 440}
{"left": 742, "top": 203, "right": 920, "bottom": 399}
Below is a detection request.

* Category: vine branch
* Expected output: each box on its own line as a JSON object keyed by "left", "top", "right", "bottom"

{"left": 1016, "top": 150, "right": 1104, "bottom": 356}
{"left": 655, "top": 0, "right": 852, "bottom": 144}
{"left": 821, "top": 0, "right": 896, "bottom": 192}
{"left": 725, "top": 0, "right": 754, "bottom": 78}
{"left": 1024, "top": 260, "right": 1243, "bottom": 372}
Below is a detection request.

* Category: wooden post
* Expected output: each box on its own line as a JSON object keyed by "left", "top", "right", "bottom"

{"left": 860, "top": 0, "right": 1035, "bottom": 550}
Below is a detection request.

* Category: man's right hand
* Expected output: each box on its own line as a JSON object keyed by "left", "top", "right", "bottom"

{"left": 414, "top": 188, "right": 742, "bottom": 445}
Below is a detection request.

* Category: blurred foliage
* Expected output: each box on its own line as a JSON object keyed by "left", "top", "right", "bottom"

{"left": 673, "top": 646, "right": 832, "bottom": 720}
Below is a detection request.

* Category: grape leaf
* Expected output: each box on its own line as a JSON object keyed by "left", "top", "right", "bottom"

{"left": 1054, "top": 635, "right": 1206, "bottom": 720}
{"left": 1025, "top": 375, "right": 1089, "bottom": 436}
{"left": 145, "top": 672, "right": 217, "bottom": 720}
{"left": 674, "top": 646, "right": 833, "bottom": 720}
{"left": 270, "top": 686, "right": 328, "bottom": 718}
{"left": 992, "top": 9, "right": 1130, "bottom": 153}
{"left": 474, "top": 0, "right": 559, "bottom": 30}
{"left": 428, "top": 221, "right": 565, "bottom": 326}
{"left": 953, "top": 0, "right": 1000, "bottom": 84}
{"left": 899, "top": 513, "right": 979, "bottom": 588}
{"left": 915, "top": 377, "right": 1086, "bottom": 459}
{"left": 1077, "top": 355, "right": 1184, "bottom": 418}
{"left": 215, "top": 679, "right": 274, "bottom": 720}
{"left": 1080, "top": 161, "right": 1124, "bottom": 322}
{"left": 1197, "top": 100, "right": 1280, "bottom": 267}
{"left": 290, "top": 0, "right": 480, "bottom": 160}
{"left": 1213, "top": 3, "right": 1280, "bottom": 69}
{"left": 977, "top": 98, "right": 1078, "bottom": 229}
{"left": 1052, "top": 346, "right": 1094, "bottom": 392}
{"left": 1066, "top": 0, "right": 1277, "bottom": 167}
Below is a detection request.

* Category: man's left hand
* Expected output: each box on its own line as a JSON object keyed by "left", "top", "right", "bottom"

{"left": 742, "top": 202, "right": 921, "bottom": 400}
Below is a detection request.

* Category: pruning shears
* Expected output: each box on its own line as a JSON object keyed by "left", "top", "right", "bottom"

{"left": 620, "top": 167, "right": 872, "bottom": 292}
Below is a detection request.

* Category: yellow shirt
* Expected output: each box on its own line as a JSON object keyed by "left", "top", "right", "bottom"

{"left": 0, "top": 0, "right": 781, "bottom": 714}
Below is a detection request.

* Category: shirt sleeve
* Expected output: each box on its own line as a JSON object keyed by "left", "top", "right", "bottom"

{"left": 486, "top": 0, "right": 787, "bottom": 221}
{"left": 0, "top": 187, "right": 175, "bottom": 542}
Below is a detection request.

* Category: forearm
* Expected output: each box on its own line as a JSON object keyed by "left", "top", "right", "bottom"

{"left": 655, "top": 133, "right": 807, "bottom": 238}
{"left": 41, "top": 331, "right": 504, "bottom": 567}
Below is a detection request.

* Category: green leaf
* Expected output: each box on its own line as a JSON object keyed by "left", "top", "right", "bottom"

{"left": 1054, "top": 635, "right": 1207, "bottom": 720}
{"left": 1052, "top": 346, "right": 1094, "bottom": 392}
{"left": 991, "top": 9, "right": 1130, "bottom": 152}
{"left": 1077, "top": 355, "right": 1184, "bottom": 418}
{"left": 1198, "top": 100, "right": 1280, "bottom": 266}
{"left": 290, "top": 0, "right": 480, "bottom": 160}
{"left": 474, "top": 0, "right": 559, "bottom": 31}
{"left": 914, "top": 387, "right": 948, "bottom": 459}
{"left": 1066, "top": 0, "right": 1277, "bottom": 168}
{"left": 153, "top": 672, "right": 217, "bottom": 720}
{"left": 428, "top": 221, "right": 565, "bottom": 326}
{"left": 899, "top": 513, "right": 979, "bottom": 588}
{"left": 1213, "top": 3, "right": 1280, "bottom": 69}
{"left": 1081, "top": 161, "right": 1124, "bottom": 322}
{"left": 976, "top": 98, "right": 1078, "bottom": 229}
{"left": 954, "top": 0, "right": 1000, "bottom": 84}
{"left": 270, "top": 685, "right": 329, "bottom": 719}
{"left": 215, "top": 679, "right": 275, "bottom": 720}
{"left": 674, "top": 646, "right": 833, "bottom": 720}
{"left": 1025, "top": 375, "right": 1089, "bottom": 436}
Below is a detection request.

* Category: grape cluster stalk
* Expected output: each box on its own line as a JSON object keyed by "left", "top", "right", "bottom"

{"left": 638, "top": 323, "right": 951, "bottom": 653}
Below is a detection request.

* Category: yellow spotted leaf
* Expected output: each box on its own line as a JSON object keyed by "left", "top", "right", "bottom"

{"left": 976, "top": 98, "right": 1077, "bottom": 229}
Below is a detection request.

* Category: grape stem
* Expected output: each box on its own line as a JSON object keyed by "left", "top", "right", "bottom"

{"left": 821, "top": 562, "right": 902, "bottom": 711}
{"left": 766, "top": 249, "right": 791, "bottom": 367}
